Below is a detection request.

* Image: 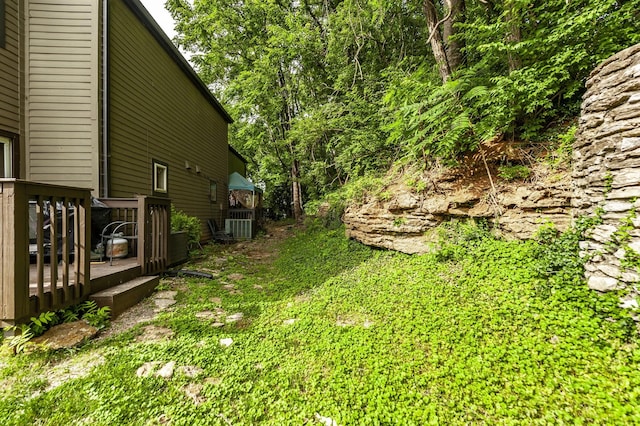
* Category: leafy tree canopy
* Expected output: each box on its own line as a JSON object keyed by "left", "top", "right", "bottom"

{"left": 167, "top": 0, "right": 640, "bottom": 217}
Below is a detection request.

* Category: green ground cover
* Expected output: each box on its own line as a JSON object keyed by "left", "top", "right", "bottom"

{"left": 1, "top": 222, "right": 639, "bottom": 425}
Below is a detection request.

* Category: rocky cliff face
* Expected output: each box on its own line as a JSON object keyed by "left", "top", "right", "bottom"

{"left": 573, "top": 44, "right": 640, "bottom": 304}
{"left": 343, "top": 158, "right": 573, "bottom": 254}
{"left": 343, "top": 43, "right": 640, "bottom": 317}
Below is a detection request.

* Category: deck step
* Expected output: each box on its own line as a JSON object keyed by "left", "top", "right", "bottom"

{"left": 89, "top": 276, "right": 159, "bottom": 318}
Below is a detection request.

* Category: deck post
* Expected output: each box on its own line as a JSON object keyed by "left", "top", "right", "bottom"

{"left": 0, "top": 180, "right": 31, "bottom": 326}
{"left": 136, "top": 196, "right": 148, "bottom": 274}
{"left": 136, "top": 196, "right": 170, "bottom": 275}
{"left": 78, "top": 195, "right": 91, "bottom": 297}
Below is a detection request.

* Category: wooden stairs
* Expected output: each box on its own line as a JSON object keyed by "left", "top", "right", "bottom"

{"left": 89, "top": 265, "right": 159, "bottom": 318}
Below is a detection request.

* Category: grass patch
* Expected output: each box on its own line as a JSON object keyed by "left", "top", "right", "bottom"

{"left": 1, "top": 222, "right": 639, "bottom": 424}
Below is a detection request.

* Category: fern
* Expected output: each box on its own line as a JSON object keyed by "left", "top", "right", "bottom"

{"left": 5, "top": 325, "right": 34, "bottom": 355}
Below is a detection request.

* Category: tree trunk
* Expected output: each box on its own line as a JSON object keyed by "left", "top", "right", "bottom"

{"left": 505, "top": 1, "right": 521, "bottom": 72}
{"left": 291, "top": 159, "right": 304, "bottom": 221}
{"left": 423, "top": 0, "right": 452, "bottom": 83}
{"left": 443, "top": 0, "right": 465, "bottom": 73}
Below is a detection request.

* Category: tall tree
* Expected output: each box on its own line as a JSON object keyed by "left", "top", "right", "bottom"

{"left": 168, "top": 0, "right": 334, "bottom": 220}
{"left": 423, "top": 0, "right": 465, "bottom": 82}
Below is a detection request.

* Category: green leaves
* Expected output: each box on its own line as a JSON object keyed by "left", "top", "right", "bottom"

{"left": 171, "top": 205, "right": 201, "bottom": 246}
{"left": 168, "top": 0, "right": 640, "bottom": 212}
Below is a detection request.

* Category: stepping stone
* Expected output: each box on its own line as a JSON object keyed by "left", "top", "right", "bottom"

{"left": 205, "top": 377, "right": 222, "bottom": 386}
{"left": 178, "top": 366, "right": 202, "bottom": 378}
{"left": 136, "top": 325, "right": 174, "bottom": 342}
{"left": 154, "top": 298, "right": 176, "bottom": 311}
{"left": 315, "top": 413, "right": 338, "bottom": 426}
{"left": 226, "top": 313, "right": 244, "bottom": 323}
{"left": 212, "top": 322, "right": 225, "bottom": 328}
{"left": 195, "top": 311, "right": 217, "bottom": 320}
{"left": 136, "top": 361, "right": 162, "bottom": 378}
{"left": 283, "top": 319, "right": 298, "bottom": 326}
{"left": 210, "top": 297, "right": 223, "bottom": 305}
{"left": 336, "top": 319, "right": 356, "bottom": 327}
{"left": 156, "top": 361, "right": 176, "bottom": 379}
{"left": 228, "top": 273, "right": 245, "bottom": 281}
{"left": 219, "top": 338, "right": 233, "bottom": 347}
{"left": 155, "top": 291, "right": 178, "bottom": 299}
{"left": 183, "top": 383, "right": 206, "bottom": 405}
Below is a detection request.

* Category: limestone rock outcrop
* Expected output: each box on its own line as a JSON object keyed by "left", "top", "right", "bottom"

{"left": 344, "top": 165, "right": 572, "bottom": 254}
{"left": 574, "top": 43, "right": 640, "bottom": 308}
{"left": 343, "top": 42, "right": 640, "bottom": 315}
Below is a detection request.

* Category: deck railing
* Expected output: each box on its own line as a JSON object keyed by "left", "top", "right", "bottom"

{"left": 99, "top": 196, "right": 170, "bottom": 275}
{"left": 0, "top": 179, "right": 91, "bottom": 326}
{"left": 229, "top": 208, "right": 263, "bottom": 221}
{"left": 229, "top": 208, "right": 254, "bottom": 220}
{"left": 0, "top": 182, "right": 171, "bottom": 326}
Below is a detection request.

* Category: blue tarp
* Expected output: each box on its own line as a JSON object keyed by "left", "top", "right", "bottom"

{"left": 228, "top": 172, "right": 263, "bottom": 193}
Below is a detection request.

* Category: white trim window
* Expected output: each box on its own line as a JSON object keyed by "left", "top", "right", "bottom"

{"left": 0, "top": 136, "right": 11, "bottom": 178}
{"left": 153, "top": 160, "right": 168, "bottom": 194}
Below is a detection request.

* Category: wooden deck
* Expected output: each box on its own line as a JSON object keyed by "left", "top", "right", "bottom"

{"left": 29, "top": 257, "right": 140, "bottom": 297}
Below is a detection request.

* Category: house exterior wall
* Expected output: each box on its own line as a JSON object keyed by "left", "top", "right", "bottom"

{"left": 23, "top": 0, "right": 100, "bottom": 192}
{"left": 108, "top": 0, "right": 230, "bottom": 240}
{"left": 228, "top": 148, "right": 247, "bottom": 177}
{"left": 0, "top": 0, "right": 20, "bottom": 136}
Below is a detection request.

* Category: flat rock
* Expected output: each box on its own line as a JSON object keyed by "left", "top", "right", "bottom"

{"left": 228, "top": 273, "right": 245, "bottom": 281}
{"left": 154, "top": 298, "right": 177, "bottom": 310}
{"left": 154, "top": 291, "right": 178, "bottom": 300}
{"left": 136, "top": 361, "right": 162, "bottom": 378}
{"left": 178, "top": 366, "right": 204, "bottom": 378}
{"left": 156, "top": 361, "right": 176, "bottom": 379}
{"left": 31, "top": 321, "right": 99, "bottom": 350}
{"left": 205, "top": 377, "right": 222, "bottom": 386}
{"left": 136, "top": 325, "right": 174, "bottom": 342}
{"left": 183, "top": 383, "right": 206, "bottom": 405}
{"left": 226, "top": 312, "right": 244, "bottom": 323}
{"left": 195, "top": 311, "right": 217, "bottom": 320}
{"left": 588, "top": 275, "right": 623, "bottom": 292}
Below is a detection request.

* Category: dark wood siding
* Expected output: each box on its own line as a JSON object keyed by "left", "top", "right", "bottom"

{"left": 0, "top": 0, "right": 19, "bottom": 134}
{"left": 25, "top": 0, "right": 99, "bottom": 191}
{"left": 108, "top": 0, "right": 229, "bottom": 240}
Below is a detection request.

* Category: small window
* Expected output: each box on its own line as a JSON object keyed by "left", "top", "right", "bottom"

{"left": 0, "top": 0, "right": 5, "bottom": 49}
{"left": 210, "top": 180, "right": 217, "bottom": 202}
{"left": 153, "top": 160, "right": 168, "bottom": 194}
{"left": 0, "top": 136, "right": 11, "bottom": 178}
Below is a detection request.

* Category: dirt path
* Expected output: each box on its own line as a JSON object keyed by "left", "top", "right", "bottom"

{"left": 102, "top": 221, "right": 298, "bottom": 339}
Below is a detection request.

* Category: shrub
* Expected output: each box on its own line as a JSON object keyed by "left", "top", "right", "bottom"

{"left": 170, "top": 204, "right": 201, "bottom": 246}
{"left": 498, "top": 164, "right": 531, "bottom": 181}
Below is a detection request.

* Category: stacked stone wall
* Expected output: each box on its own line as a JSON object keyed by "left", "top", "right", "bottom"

{"left": 574, "top": 44, "right": 640, "bottom": 311}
